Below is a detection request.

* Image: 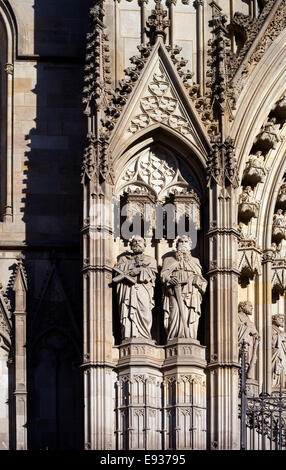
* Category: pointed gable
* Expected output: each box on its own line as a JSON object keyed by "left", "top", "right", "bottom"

{"left": 105, "top": 41, "right": 211, "bottom": 158}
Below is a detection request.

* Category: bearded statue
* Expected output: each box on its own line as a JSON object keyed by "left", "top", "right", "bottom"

{"left": 113, "top": 236, "right": 157, "bottom": 340}
{"left": 161, "top": 236, "right": 207, "bottom": 340}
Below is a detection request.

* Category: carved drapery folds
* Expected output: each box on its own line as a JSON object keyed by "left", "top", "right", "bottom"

{"left": 161, "top": 236, "right": 207, "bottom": 341}
{"left": 238, "top": 301, "right": 260, "bottom": 380}
{"left": 113, "top": 236, "right": 157, "bottom": 340}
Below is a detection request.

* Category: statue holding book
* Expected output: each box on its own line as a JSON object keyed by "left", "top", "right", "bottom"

{"left": 113, "top": 236, "right": 157, "bottom": 340}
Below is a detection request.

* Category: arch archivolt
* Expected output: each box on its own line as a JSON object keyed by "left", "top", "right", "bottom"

{"left": 231, "top": 28, "right": 286, "bottom": 177}
{"left": 233, "top": 28, "right": 286, "bottom": 249}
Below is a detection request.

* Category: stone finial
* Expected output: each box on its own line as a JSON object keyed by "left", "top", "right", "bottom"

{"left": 147, "top": 0, "right": 170, "bottom": 44}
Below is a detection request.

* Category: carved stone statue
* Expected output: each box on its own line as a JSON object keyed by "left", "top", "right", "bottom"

{"left": 161, "top": 235, "right": 207, "bottom": 341}
{"left": 243, "top": 151, "right": 266, "bottom": 185}
{"left": 240, "top": 186, "right": 256, "bottom": 204}
{"left": 113, "top": 236, "right": 157, "bottom": 340}
{"left": 272, "top": 209, "right": 286, "bottom": 243}
{"left": 272, "top": 314, "right": 286, "bottom": 388}
{"left": 273, "top": 209, "right": 286, "bottom": 226}
{"left": 239, "top": 186, "right": 259, "bottom": 222}
{"left": 255, "top": 116, "right": 279, "bottom": 151}
{"left": 238, "top": 301, "right": 260, "bottom": 380}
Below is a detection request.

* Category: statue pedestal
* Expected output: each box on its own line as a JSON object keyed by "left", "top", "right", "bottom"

{"left": 246, "top": 379, "right": 259, "bottom": 397}
{"left": 162, "top": 339, "right": 207, "bottom": 450}
{"left": 115, "top": 338, "right": 164, "bottom": 450}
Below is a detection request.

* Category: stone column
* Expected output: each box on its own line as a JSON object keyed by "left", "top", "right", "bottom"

{"left": 207, "top": 180, "right": 240, "bottom": 450}
{"left": 163, "top": 339, "right": 207, "bottom": 450}
{"left": 4, "top": 63, "right": 14, "bottom": 221}
{"left": 262, "top": 249, "right": 275, "bottom": 393}
{"left": 195, "top": 0, "right": 204, "bottom": 94}
{"left": 82, "top": 180, "right": 115, "bottom": 450}
{"left": 12, "top": 258, "right": 28, "bottom": 450}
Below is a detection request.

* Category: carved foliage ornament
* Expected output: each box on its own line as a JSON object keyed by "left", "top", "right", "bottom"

{"left": 147, "top": 0, "right": 170, "bottom": 44}
{"left": 231, "top": 0, "right": 286, "bottom": 92}
{"left": 83, "top": 1, "right": 111, "bottom": 113}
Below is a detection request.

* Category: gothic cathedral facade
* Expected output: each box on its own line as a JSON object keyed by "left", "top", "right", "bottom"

{"left": 0, "top": 0, "right": 285, "bottom": 450}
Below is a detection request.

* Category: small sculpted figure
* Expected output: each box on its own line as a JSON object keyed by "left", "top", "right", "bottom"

{"left": 240, "top": 186, "right": 256, "bottom": 205}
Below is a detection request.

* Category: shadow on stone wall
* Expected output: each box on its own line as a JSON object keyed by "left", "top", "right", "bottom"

{"left": 20, "top": 0, "right": 93, "bottom": 450}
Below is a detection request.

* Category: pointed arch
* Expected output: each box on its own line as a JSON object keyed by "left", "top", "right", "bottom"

{"left": 113, "top": 125, "right": 208, "bottom": 201}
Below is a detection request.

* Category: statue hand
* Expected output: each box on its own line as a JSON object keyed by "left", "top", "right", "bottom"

{"left": 129, "top": 268, "right": 140, "bottom": 276}
{"left": 169, "top": 276, "right": 179, "bottom": 286}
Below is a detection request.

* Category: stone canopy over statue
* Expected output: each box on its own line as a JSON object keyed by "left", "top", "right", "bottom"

{"left": 113, "top": 236, "right": 157, "bottom": 340}
{"left": 161, "top": 236, "right": 207, "bottom": 340}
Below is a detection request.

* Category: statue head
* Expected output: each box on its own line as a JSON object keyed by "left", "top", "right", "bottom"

{"left": 130, "top": 235, "right": 146, "bottom": 254}
{"left": 272, "top": 314, "right": 284, "bottom": 328}
{"left": 238, "top": 300, "right": 253, "bottom": 316}
{"left": 176, "top": 235, "right": 192, "bottom": 253}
